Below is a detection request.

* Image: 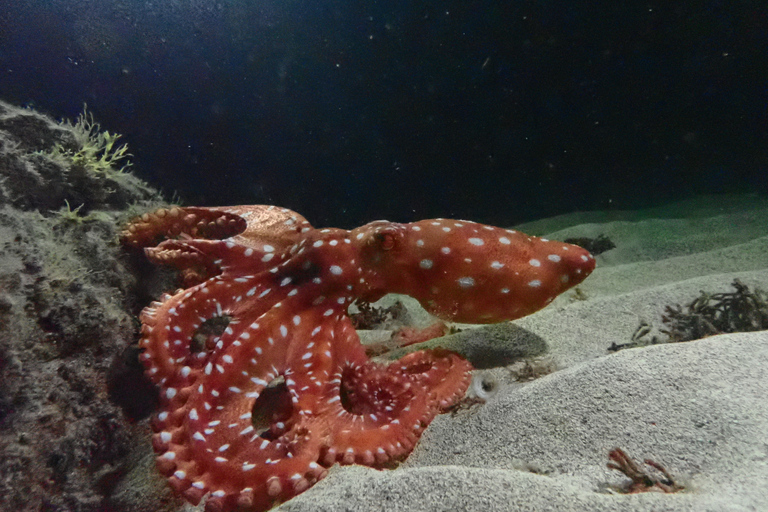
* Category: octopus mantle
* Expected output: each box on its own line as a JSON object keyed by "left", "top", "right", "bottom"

{"left": 122, "top": 205, "right": 595, "bottom": 512}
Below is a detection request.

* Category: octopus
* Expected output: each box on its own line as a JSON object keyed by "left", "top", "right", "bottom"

{"left": 121, "top": 205, "right": 595, "bottom": 512}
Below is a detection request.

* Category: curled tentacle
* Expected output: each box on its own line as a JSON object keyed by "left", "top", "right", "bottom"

{"left": 122, "top": 206, "right": 247, "bottom": 248}
{"left": 393, "top": 348, "right": 474, "bottom": 411}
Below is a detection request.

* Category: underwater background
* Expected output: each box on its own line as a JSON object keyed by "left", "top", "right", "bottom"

{"left": 1, "top": 0, "right": 767, "bottom": 227}
{"left": 2, "top": 2, "right": 768, "bottom": 512}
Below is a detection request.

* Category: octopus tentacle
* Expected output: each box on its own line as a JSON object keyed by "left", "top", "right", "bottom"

{"left": 122, "top": 205, "right": 312, "bottom": 251}
{"left": 145, "top": 236, "right": 297, "bottom": 286}
{"left": 312, "top": 319, "right": 469, "bottom": 467}
{"left": 122, "top": 206, "right": 247, "bottom": 248}
{"left": 319, "top": 359, "right": 432, "bottom": 467}
{"left": 393, "top": 348, "right": 474, "bottom": 411}
{"left": 218, "top": 205, "right": 312, "bottom": 249}
{"left": 138, "top": 271, "right": 296, "bottom": 386}
{"left": 283, "top": 317, "right": 365, "bottom": 415}
{"left": 153, "top": 308, "right": 338, "bottom": 510}
{"left": 144, "top": 239, "right": 225, "bottom": 286}
{"left": 326, "top": 354, "right": 471, "bottom": 467}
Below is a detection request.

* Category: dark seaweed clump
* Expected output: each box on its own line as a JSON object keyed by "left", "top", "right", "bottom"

{"left": 611, "top": 279, "right": 768, "bottom": 351}
{"left": 564, "top": 234, "right": 615, "bottom": 256}
{"left": 350, "top": 300, "right": 409, "bottom": 330}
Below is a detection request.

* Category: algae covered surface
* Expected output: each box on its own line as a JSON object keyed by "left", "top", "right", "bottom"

{"left": 0, "top": 101, "right": 176, "bottom": 511}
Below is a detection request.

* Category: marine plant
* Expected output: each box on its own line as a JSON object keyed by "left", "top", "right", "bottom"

{"left": 607, "top": 448, "right": 684, "bottom": 494}
{"left": 613, "top": 279, "right": 768, "bottom": 351}
{"left": 46, "top": 106, "right": 132, "bottom": 176}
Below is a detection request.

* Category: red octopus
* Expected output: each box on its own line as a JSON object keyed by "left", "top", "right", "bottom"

{"left": 122, "top": 205, "right": 595, "bottom": 512}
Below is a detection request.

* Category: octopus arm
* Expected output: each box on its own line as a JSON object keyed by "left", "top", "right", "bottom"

{"left": 309, "top": 318, "right": 473, "bottom": 467}
{"left": 151, "top": 307, "right": 338, "bottom": 511}
{"left": 145, "top": 237, "right": 293, "bottom": 284}
{"left": 123, "top": 205, "right": 314, "bottom": 251}
{"left": 139, "top": 271, "right": 292, "bottom": 386}
{"left": 122, "top": 206, "right": 248, "bottom": 248}
{"left": 393, "top": 348, "right": 473, "bottom": 412}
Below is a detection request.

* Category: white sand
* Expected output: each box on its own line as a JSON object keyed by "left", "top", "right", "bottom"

{"left": 279, "top": 194, "right": 768, "bottom": 512}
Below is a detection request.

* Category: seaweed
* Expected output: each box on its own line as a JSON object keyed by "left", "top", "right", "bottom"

{"left": 606, "top": 448, "right": 684, "bottom": 494}
{"left": 350, "top": 299, "right": 409, "bottom": 329}
{"left": 44, "top": 106, "right": 133, "bottom": 177}
{"left": 611, "top": 279, "right": 768, "bottom": 351}
{"left": 507, "top": 357, "right": 557, "bottom": 382}
{"left": 564, "top": 234, "right": 615, "bottom": 256}
{"left": 0, "top": 100, "right": 161, "bottom": 213}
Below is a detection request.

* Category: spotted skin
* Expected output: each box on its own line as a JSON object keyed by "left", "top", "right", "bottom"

{"left": 350, "top": 219, "right": 595, "bottom": 323}
{"left": 121, "top": 205, "right": 594, "bottom": 512}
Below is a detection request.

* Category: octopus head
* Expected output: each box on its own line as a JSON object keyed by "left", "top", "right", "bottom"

{"left": 351, "top": 218, "right": 595, "bottom": 324}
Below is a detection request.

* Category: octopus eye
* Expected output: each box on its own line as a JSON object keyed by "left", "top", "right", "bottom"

{"left": 377, "top": 233, "right": 396, "bottom": 250}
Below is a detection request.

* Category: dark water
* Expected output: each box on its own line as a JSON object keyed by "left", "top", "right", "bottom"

{"left": 1, "top": 0, "right": 766, "bottom": 227}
